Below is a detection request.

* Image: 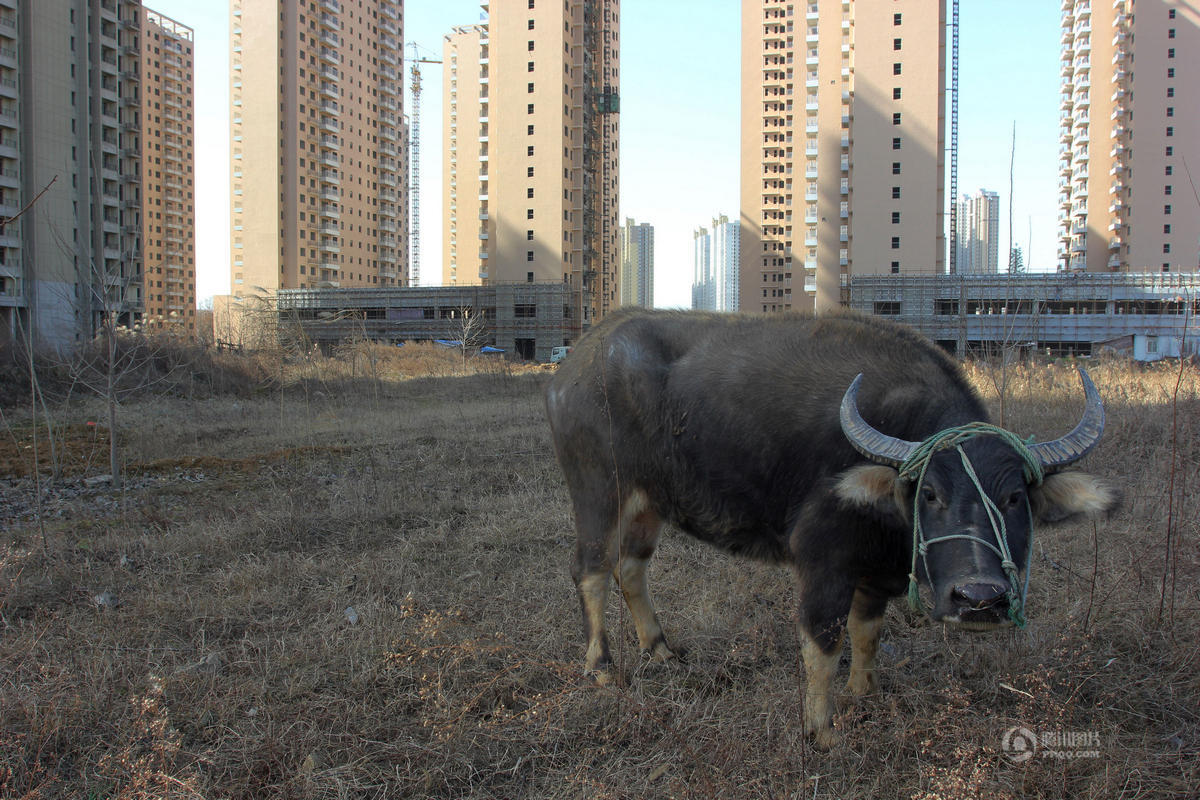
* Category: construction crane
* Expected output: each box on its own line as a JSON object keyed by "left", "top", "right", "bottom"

{"left": 406, "top": 43, "right": 441, "bottom": 287}
{"left": 948, "top": 0, "right": 960, "bottom": 274}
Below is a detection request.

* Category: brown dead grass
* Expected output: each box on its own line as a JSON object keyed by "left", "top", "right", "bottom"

{"left": 1, "top": 356, "right": 1197, "bottom": 799}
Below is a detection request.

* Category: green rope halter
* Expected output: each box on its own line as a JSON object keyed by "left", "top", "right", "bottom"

{"left": 897, "top": 422, "right": 1044, "bottom": 629}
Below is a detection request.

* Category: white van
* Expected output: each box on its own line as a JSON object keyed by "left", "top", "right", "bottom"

{"left": 550, "top": 345, "right": 573, "bottom": 364}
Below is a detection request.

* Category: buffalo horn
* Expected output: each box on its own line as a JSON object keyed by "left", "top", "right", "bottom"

{"left": 1029, "top": 367, "right": 1105, "bottom": 472}
{"left": 839, "top": 373, "right": 920, "bottom": 468}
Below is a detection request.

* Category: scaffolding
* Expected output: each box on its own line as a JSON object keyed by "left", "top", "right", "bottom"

{"left": 274, "top": 281, "right": 580, "bottom": 362}
{"left": 843, "top": 272, "right": 1200, "bottom": 357}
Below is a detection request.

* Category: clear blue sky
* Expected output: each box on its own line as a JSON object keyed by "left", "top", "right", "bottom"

{"left": 158, "top": 1, "right": 1063, "bottom": 308}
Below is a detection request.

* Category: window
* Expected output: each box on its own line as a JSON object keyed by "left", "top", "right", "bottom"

{"left": 1168, "top": 28, "right": 1175, "bottom": 38}
{"left": 527, "top": 124, "right": 534, "bottom": 135}
{"left": 892, "top": 186, "right": 901, "bottom": 199}
{"left": 1163, "top": 244, "right": 1171, "bottom": 254}
{"left": 527, "top": 145, "right": 535, "bottom": 156}
{"left": 1166, "top": 166, "right": 1173, "bottom": 176}
{"left": 892, "top": 137, "right": 901, "bottom": 150}
{"left": 874, "top": 301, "right": 901, "bottom": 314}
{"left": 893, "top": 62, "right": 901, "bottom": 75}
{"left": 1166, "top": 146, "right": 1174, "bottom": 156}
{"left": 1165, "top": 185, "right": 1173, "bottom": 195}
{"left": 528, "top": 103, "right": 534, "bottom": 114}
{"left": 528, "top": 19, "right": 535, "bottom": 29}
{"left": 891, "top": 236, "right": 900, "bottom": 249}
{"left": 527, "top": 208, "right": 534, "bottom": 219}
{"left": 1167, "top": 87, "right": 1175, "bottom": 98}
{"left": 527, "top": 229, "right": 534, "bottom": 240}
{"left": 1169, "top": 8, "right": 1176, "bottom": 17}
{"left": 893, "top": 87, "right": 902, "bottom": 100}
{"left": 893, "top": 12, "right": 902, "bottom": 25}
{"left": 1167, "top": 47, "right": 1175, "bottom": 58}
{"left": 1163, "top": 264, "right": 1171, "bottom": 272}
{"left": 891, "top": 211, "right": 900, "bottom": 224}
{"left": 892, "top": 161, "right": 901, "bottom": 175}
{"left": 1166, "top": 126, "right": 1174, "bottom": 137}
{"left": 1164, "top": 224, "right": 1171, "bottom": 234}
{"left": 1164, "top": 204, "right": 1172, "bottom": 215}
{"left": 528, "top": 40, "right": 535, "bottom": 51}
{"left": 528, "top": 61, "right": 534, "bottom": 72}
{"left": 1167, "top": 67, "right": 1175, "bottom": 78}
{"left": 892, "top": 112, "right": 902, "bottom": 125}
{"left": 527, "top": 166, "right": 535, "bottom": 177}
{"left": 1147, "top": 336, "right": 1159, "bottom": 354}
{"left": 527, "top": 187, "right": 534, "bottom": 198}
{"left": 528, "top": 0, "right": 534, "bottom": 7}
{"left": 893, "top": 38, "right": 902, "bottom": 50}
{"left": 528, "top": 82, "right": 534, "bottom": 93}
{"left": 527, "top": 250, "right": 534, "bottom": 261}
{"left": 890, "top": 262, "right": 900, "bottom": 274}
{"left": 1167, "top": 107, "right": 1174, "bottom": 117}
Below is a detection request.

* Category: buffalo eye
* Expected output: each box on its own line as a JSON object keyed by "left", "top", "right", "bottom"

{"left": 1004, "top": 490, "right": 1024, "bottom": 509}
{"left": 921, "top": 486, "right": 940, "bottom": 506}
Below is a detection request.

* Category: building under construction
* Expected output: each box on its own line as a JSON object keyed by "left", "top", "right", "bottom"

{"left": 273, "top": 282, "right": 577, "bottom": 362}
{"left": 844, "top": 272, "right": 1200, "bottom": 359}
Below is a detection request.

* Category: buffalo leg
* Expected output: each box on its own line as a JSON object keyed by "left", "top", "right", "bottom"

{"left": 796, "top": 576, "right": 855, "bottom": 750}
{"left": 569, "top": 481, "right": 621, "bottom": 683}
{"left": 799, "top": 628, "right": 845, "bottom": 751}
{"left": 615, "top": 506, "right": 676, "bottom": 663}
{"left": 846, "top": 587, "right": 887, "bottom": 697}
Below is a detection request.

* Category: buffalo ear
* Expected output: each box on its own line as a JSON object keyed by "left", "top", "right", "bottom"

{"left": 1031, "top": 472, "right": 1120, "bottom": 525}
{"left": 835, "top": 464, "right": 903, "bottom": 513}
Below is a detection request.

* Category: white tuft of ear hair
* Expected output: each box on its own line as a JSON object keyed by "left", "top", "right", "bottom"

{"left": 835, "top": 464, "right": 900, "bottom": 509}
{"left": 1034, "top": 472, "right": 1119, "bottom": 523}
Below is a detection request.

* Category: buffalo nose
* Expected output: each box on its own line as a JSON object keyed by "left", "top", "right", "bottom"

{"left": 952, "top": 582, "right": 1008, "bottom": 610}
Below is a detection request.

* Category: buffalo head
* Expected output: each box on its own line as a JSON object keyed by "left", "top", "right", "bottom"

{"left": 835, "top": 369, "right": 1118, "bottom": 629}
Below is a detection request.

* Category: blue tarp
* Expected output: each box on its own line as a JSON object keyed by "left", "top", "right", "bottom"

{"left": 480, "top": 346, "right": 505, "bottom": 354}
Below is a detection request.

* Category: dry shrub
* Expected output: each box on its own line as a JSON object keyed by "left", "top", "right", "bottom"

{"left": 1, "top": 358, "right": 1197, "bottom": 799}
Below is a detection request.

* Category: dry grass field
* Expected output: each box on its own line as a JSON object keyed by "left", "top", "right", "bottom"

{"left": 1, "top": 343, "right": 1198, "bottom": 799}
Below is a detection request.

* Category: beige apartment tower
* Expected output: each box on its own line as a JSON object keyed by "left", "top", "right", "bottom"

{"left": 1058, "top": 0, "right": 1199, "bottom": 273}
{"left": 3, "top": 0, "right": 151, "bottom": 349}
{"left": 229, "top": 0, "right": 407, "bottom": 302}
{"left": 441, "top": 0, "right": 620, "bottom": 328}
{"left": 740, "top": 0, "right": 946, "bottom": 313}
{"left": 141, "top": 9, "right": 196, "bottom": 334}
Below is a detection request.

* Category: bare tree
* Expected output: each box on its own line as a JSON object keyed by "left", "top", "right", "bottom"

{"left": 449, "top": 305, "right": 489, "bottom": 369}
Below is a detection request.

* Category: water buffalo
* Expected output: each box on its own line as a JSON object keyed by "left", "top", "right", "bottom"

{"left": 545, "top": 308, "right": 1117, "bottom": 748}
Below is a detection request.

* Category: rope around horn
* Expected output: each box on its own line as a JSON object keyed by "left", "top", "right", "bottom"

{"left": 897, "top": 422, "right": 1044, "bottom": 629}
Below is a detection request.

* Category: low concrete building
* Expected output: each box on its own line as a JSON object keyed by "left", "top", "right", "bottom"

{"left": 270, "top": 281, "right": 580, "bottom": 362}
{"left": 844, "top": 272, "right": 1200, "bottom": 358}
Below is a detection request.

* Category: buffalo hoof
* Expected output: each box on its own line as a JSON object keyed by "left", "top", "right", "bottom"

{"left": 587, "top": 668, "right": 614, "bottom": 687}
{"left": 810, "top": 726, "right": 842, "bottom": 751}
{"left": 846, "top": 670, "right": 878, "bottom": 697}
{"left": 643, "top": 640, "right": 678, "bottom": 664}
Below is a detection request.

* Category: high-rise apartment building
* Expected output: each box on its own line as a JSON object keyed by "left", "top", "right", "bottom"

{"left": 1058, "top": 0, "right": 1198, "bottom": 273}
{"left": 3, "top": 0, "right": 151, "bottom": 349}
{"left": 619, "top": 217, "right": 653, "bottom": 308}
{"left": 693, "top": 214, "right": 740, "bottom": 311}
{"left": 953, "top": 189, "right": 999, "bottom": 273}
{"left": 141, "top": 9, "right": 196, "bottom": 334}
{"left": 229, "top": 0, "right": 407, "bottom": 302}
{"left": 740, "top": 0, "right": 946, "bottom": 313}
{"left": 692, "top": 225, "right": 713, "bottom": 310}
{"left": 441, "top": 0, "right": 620, "bottom": 329}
